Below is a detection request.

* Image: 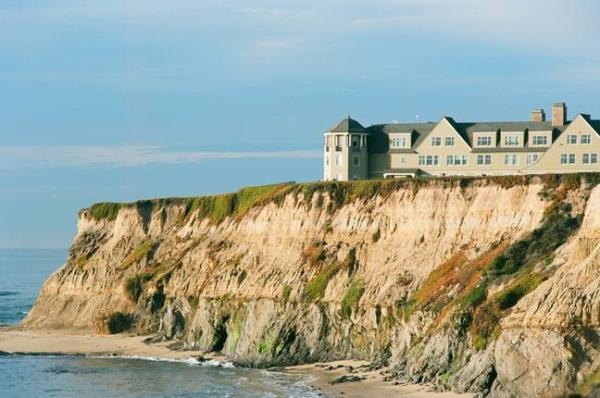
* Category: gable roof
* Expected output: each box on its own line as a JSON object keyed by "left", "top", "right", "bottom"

{"left": 366, "top": 122, "right": 435, "bottom": 153}
{"left": 328, "top": 116, "right": 366, "bottom": 133}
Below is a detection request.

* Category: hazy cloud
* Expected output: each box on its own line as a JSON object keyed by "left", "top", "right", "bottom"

{"left": 0, "top": 146, "right": 321, "bottom": 170}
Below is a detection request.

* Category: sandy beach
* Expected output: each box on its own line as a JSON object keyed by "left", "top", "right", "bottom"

{"left": 0, "top": 328, "right": 472, "bottom": 397}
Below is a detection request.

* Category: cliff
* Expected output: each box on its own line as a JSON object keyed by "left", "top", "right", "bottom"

{"left": 22, "top": 174, "right": 600, "bottom": 397}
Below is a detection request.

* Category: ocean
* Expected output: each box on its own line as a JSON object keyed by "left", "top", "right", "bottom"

{"left": 0, "top": 249, "right": 322, "bottom": 397}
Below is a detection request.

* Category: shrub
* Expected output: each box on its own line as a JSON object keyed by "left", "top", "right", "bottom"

{"left": 93, "top": 310, "right": 134, "bottom": 334}
{"left": 121, "top": 240, "right": 154, "bottom": 268}
{"left": 302, "top": 241, "right": 326, "bottom": 267}
{"left": 304, "top": 262, "right": 342, "bottom": 301}
{"left": 304, "top": 249, "right": 356, "bottom": 301}
{"left": 281, "top": 285, "right": 292, "bottom": 303}
{"left": 124, "top": 273, "right": 152, "bottom": 302}
{"left": 340, "top": 280, "right": 365, "bottom": 319}
{"left": 88, "top": 203, "right": 122, "bottom": 221}
{"left": 487, "top": 206, "right": 580, "bottom": 276}
{"left": 459, "top": 282, "right": 487, "bottom": 310}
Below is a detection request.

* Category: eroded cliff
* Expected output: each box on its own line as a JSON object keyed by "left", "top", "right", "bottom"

{"left": 22, "top": 175, "right": 600, "bottom": 397}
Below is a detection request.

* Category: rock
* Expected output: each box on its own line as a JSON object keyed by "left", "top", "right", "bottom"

{"left": 329, "top": 375, "right": 366, "bottom": 384}
{"left": 19, "top": 179, "right": 600, "bottom": 397}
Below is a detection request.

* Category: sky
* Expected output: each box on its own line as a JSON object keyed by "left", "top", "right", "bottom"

{"left": 1, "top": 0, "right": 600, "bottom": 248}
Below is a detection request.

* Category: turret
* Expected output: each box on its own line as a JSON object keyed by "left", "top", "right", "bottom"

{"left": 323, "top": 116, "right": 369, "bottom": 181}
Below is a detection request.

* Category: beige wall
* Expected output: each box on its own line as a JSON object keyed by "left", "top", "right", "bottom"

{"left": 327, "top": 115, "right": 600, "bottom": 180}
{"left": 526, "top": 116, "right": 600, "bottom": 174}
{"left": 324, "top": 132, "right": 369, "bottom": 181}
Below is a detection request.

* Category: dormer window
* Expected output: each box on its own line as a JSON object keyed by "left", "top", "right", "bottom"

{"left": 390, "top": 137, "right": 407, "bottom": 148}
{"left": 504, "top": 136, "right": 519, "bottom": 146}
{"left": 532, "top": 136, "right": 548, "bottom": 146}
{"left": 476, "top": 136, "right": 492, "bottom": 146}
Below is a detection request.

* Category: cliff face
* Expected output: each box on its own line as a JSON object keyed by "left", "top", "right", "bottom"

{"left": 23, "top": 176, "right": 600, "bottom": 397}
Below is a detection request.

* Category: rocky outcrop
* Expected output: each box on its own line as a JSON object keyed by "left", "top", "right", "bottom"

{"left": 22, "top": 176, "right": 600, "bottom": 397}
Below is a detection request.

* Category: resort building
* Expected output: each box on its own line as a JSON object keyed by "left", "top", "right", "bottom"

{"left": 323, "top": 102, "right": 600, "bottom": 181}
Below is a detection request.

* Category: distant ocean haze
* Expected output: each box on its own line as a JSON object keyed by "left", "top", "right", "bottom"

{"left": 0, "top": 248, "right": 65, "bottom": 325}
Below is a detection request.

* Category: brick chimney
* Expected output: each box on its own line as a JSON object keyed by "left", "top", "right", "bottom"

{"left": 531, "top": 109, "right": 545, "bottom": 122}
{"left": 552, "top": 102, "right": 567, "bottom": 126}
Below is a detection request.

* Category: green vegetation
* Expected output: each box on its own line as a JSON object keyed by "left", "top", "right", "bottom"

{"left": 304, "top": 250, "right": 357, "bottom": 301}
{"left": 93, "top": 311, "right": 134, "bottom": 334}
{"left": 121, "top": 240, "right": 154, "bottom": 268}
{"left": 75, "top": 254, "right": 91, "bottom": 268}
{"left": 488, "top": 204, "right": 580, "bottom": 276}
{"left": 577, "top": 365, "right": 600, "bottom": 396}
{"left": 340, "top": 279, "right": 365, "bottom": 319}
{"left": 458, "top": 282, "right": 487, "bottom": 310}
{"left": 84, "top": 173, "right": 600, "bottom": 227}
{"left": 281, "top": 285, "right": 292, "bottom": 303}
{"left": 304, "top": 262, "right": 340, "bottom": 301}
{"left": 257, "top": 334, "right": 276, "bottom": 355}
{"left": 124, "top": 273, "right": 152, "bottom": 302}
{"left": 466, "top": 197, "right": 583, "bottom": 350}
{"left": 88, "top": 202, "right": 123, "bottom": 221}
{"left": 176, "top": 182, "right": 295, "bottom": 224}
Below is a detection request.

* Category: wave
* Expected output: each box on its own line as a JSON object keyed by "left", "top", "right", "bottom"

{"left": 90, "top": 354, "right": 235, "bottom": 368}
{"left": 0, "top": 291, "right": 18, "bottom": 297}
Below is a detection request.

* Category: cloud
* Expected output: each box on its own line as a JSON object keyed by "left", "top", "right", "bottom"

{"left": 0, "top": 146, "right": 322, "bottom": 171}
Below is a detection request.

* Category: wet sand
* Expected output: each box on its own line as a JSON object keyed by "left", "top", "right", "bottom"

{"left": 0, "top": 328, "right": 473, "bottom": 397}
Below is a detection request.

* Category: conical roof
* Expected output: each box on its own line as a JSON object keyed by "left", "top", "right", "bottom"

{"left": 328, "top": 116, "right": 366, "bottom": 133}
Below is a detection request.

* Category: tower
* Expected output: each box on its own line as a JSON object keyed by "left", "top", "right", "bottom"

{"left": 323, "top": 116, "right": 369, "bottom": 181}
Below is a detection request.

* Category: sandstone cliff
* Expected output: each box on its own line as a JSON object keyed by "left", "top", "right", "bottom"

{"left": 22, "top": 175, "right": 600, "bottom": 397}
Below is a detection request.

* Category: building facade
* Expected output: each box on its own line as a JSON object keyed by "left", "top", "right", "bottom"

{"left": 323, "top": 102, "right": 600, "bottom": 181}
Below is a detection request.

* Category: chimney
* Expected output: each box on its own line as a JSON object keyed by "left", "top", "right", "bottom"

{"left": 552, "top": 102, "right": 567, "bottom": 126}
{"left": 531, "top": 109, "right": 546, "bottom": 122}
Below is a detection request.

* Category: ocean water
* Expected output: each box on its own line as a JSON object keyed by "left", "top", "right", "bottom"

{"left": 0, "top": 249, "right": 322, "bottom": 397}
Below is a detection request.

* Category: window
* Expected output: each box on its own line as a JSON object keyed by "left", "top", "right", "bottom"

{"left": 504, "top": 136, "right": 519, "bottom": 146}
{"left": 581, "top": 134, "right": 592, "bottom": 144}
{"left": 504, "top": 154, "right": 519, "bottom": 166}
{"left": 325, "top": 156, "right": 329, "bottom": 166}
{"left": 446, "top": 155, "right": 467, "bottom": 166}
{"left": 476, "top": 136, "right": 492, "bottom": 146}
{"left": 532, "top": 135, "right": 548, "bottom": 146}
{"left": 335, "top": 154, "right": 343, "bottom": 166}
{"left": 421, "top": 155, "right": 438, "bottom": 166}
{"left": 583, "top": 153, "right": 598, "bottom": 164}
{"left": 567, "top": 135, "right": 577, "bottom": 145}
{"left": 335, "top": 135, "right": 343, "bottom": 147}
{"left": 445, "top": 137, "right": 454, "bottom": 146}
{"left": 477, "top": 154, "right": 492, "bottom": 165}
{"left": 561, "top": 153, "right": 576, "bottom": 164}
{"left": 431, "top": 137, "right": 442, "bottom": 147}
{"left": 352, "top": 155, "right": 360, "bottom": 166}
{"left": 351, "top": 135, "right": 360, "bottom": 147}
{"left": 526, "top": 153, "right": 540, "bottom": 165}
{"left": 390, "top": 137, "right": 407, "bottom": 148}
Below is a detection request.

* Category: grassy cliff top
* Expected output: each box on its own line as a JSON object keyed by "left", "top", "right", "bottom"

{"left": 84, "top": 173, "right": 600, "bottom": 222}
